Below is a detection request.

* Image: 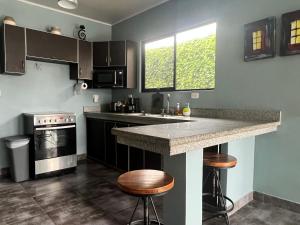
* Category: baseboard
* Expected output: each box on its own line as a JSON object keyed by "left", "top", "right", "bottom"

{"left": 0, "top": 167, "right": 10, "bottom": 178}
{"left": 254, "top": 191, "right": 300, "bottom": 214}
{"left": 77, "top": 153, "right": 87, "bottom": 161}
{"left": 228, "top": 192, "right": 253, "bottom": 216}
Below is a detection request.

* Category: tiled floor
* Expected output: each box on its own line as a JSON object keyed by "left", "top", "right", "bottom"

{"left": 0, "top": 160, "right": 300, "bottom": 225}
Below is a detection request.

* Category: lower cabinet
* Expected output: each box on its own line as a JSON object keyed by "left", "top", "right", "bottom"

{"left": 116, "top": 122, "right": 129, "bottom": 171}
{"left": 145, "top": 151, "right": 162, "bottom": 170}
{"left": 105, "top": 121, "right": 117, "bottom": 167}
{"left": 86, "top": 118, "right": 162, "bottom": 171}
{"left": 86, "top": 118, "right": 105, "bottom": 161}
{"left": 129, "top": 147, "right": 144, "bottom": 170}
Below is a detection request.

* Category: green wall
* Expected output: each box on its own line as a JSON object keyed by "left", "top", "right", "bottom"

{"left": 0, "top": 0, "right": 112, "bottom": 169}
{"left": 112, "top": 0, "right": 300, "bottom": 203}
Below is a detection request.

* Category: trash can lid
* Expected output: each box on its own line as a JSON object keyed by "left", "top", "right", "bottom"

{"left": 4, "top": 135, "right": 30, "bottom": 149}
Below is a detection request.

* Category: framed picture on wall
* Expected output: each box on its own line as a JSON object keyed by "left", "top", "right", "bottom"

{"left": 244, "top": 17, "right": 276, "bottom": 62}
{"left": 280, "top": 10, "right": 300, "bottom": 56}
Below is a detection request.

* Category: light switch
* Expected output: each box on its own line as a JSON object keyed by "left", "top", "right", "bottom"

{"left": 93, "top": 95, "right": 99, "bottom": 103}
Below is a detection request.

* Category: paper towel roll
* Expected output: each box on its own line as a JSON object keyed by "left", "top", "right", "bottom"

{"left": 74, "top": 82, "right": 88, "bottom": 95}
{"left": 81, "top": 82, "right": 88, "bottom": 90}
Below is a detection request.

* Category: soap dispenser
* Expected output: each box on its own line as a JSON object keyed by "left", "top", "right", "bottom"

{"left": 183, "top": 103, "right": 191, "bottom": 117}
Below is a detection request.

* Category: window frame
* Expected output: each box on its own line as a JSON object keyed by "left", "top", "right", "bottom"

{"left": 141, "top": 22, "right": 216, "bottom": 93}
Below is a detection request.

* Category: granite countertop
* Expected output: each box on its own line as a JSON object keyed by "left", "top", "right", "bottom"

{"left": 85, "top": 110, "right": 281, "bottom": 156}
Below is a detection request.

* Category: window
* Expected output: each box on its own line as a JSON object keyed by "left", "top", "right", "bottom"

{"left": 144, "top": 36, "right": 175, "bottom": 90}
{"left": 142, "top": 22, "right": 216, "bottom": 92}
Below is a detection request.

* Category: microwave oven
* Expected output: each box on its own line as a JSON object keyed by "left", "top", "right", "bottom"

{"left": 92, "top": 69, "right": 125, "bottom": 88}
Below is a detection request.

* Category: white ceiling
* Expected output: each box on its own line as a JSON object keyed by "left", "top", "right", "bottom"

{"left": 18, "top": 0, "right": 169, "bottom": 25}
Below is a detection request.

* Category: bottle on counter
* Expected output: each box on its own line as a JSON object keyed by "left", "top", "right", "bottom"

{"left": 175, "top": 103, "right": 182, "bottom": 116}
{"left": 127, "top": 94, "right": 135, "bottom": 113}
{"left": 182, "top": 103, "right": 191, "bottom": 117}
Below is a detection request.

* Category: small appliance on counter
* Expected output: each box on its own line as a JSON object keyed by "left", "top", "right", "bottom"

{"left": 110, "top": 95, "right": 140, "bottom": 113}
{"left": 110, "top": 101, "right": 125, "bottom": 113}
{"left": 126, "top": 94, "right": 135, "bottom": 113}
{"left": 23, "top": 112, "right": 77, "bottom": 179}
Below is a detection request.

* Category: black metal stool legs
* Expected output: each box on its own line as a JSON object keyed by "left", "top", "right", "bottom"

{"left": 203, "top": 168, "right": 234, "bottom": 225}
{"left": 128, "top": 196, "right": 163, "bottom": 225}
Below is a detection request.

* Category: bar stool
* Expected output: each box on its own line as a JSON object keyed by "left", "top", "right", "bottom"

{"left": 117, "top": 169, "right": 174, "bottom": 225}
{"left": 203, "top": 152, "right": 237, "bottom": 225}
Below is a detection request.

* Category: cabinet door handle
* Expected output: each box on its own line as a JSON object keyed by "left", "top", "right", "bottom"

{"left": 79, "top": 68, "right": 82, "bottom": 75}
{"left": 21, "top": 60, "right": 25, "bottom": 69}
{"left": 114, "top": 71, "right": 117, "bottom": 85}
{"left": 105, "top": 56, "right": 108, "bottom": 63}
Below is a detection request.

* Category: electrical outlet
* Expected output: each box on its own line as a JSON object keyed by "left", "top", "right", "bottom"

{"left": 191, "top": 92, "right": 199, "bottom": 99}
{"left": 93, "top": 95, "right": 99, "bottom": 103}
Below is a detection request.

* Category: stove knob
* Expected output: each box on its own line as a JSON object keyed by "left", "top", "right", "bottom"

{"left": 70, "top": 118, "right": 74, "bottom": 122}
{"left": 54, "top": 119, "right": 57, "bottom": 123}
{"left": 38, "top": 120, "right": 41, "bottom": 124}
{"left": 44, "top": 120, "right": 47, "bottom": 123}
{"left": 49, "top": 120, "right": 52, "bottom": 123}
{"left": 65, "top": 118, "right": 69, "bottom": 123}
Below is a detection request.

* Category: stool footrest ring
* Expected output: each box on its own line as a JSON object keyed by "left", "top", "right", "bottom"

{"left": 128, "top": 220, "right": 163, "bottom": 225}
{"left": 203, "top": 192, "right": 235, "bottom": 214}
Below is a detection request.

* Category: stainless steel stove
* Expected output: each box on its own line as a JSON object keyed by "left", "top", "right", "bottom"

{"left": 23, "top": 112, "right": 77, "bottom": 178}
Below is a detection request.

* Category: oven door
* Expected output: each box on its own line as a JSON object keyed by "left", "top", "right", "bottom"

{"left": 33, "top": 124, "right": 76, "bottom": 161}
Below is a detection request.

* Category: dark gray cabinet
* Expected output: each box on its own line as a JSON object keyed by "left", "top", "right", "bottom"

{"left": 86, "top": 118, "right": 162, "bottom": 171}
{"left": 105, "top": 121, "right": 117, "bottom": 167}
{"left": 93, "top": 41, "right": 137, "bottom": 67}
{"left": 86, "top": 118, "right": 106, "bottom": 161}
{"left": 26, "top": 28, "right": 77, "bottom": 63}
{"left": 70, "top": 40, "right": 93, "bottom": 80}
{"left": 0, "top": 24, "right": 26, "bottom": 75}
{"left": 116, "top": 122, "right": 129, "bottom": 171}
{"left": 93, "top": 42, "right": 109, "bottom": 67}
{"left": 109, "top": 41, "right": 126, "bottom": 66}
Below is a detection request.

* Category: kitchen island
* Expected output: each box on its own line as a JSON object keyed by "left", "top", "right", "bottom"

{"left": 109, "top": 109, "right": 281, "bottom": 225}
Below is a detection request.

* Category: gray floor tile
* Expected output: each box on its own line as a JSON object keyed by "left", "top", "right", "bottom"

{"left": 0, "top": 160, "right": 299, "bottom": 225}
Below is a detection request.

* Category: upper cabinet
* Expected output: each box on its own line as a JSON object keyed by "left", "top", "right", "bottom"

{"left": 26, "top": 28, "right": 77, "bottom": 63}
{"left": 93, "top": 41, "right": 135, "bottom": 67}
{"left": 0, "top": 24, "right": 26, "bottom": 75}
{"left": 70, "top": 40, "right": 93, "bottom": 80}
{"left": 93, "top": 42, "right": 108, "bottom": 67}
{"left": 110, "top": 41, "right": 126, "bottom": 66}
{"left": 0, "top": 24, "right": 136, "bottom": 87}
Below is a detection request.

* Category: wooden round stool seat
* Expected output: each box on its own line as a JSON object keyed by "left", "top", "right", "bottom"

{"left": 204, "top": 152, "right": 237, "bottom": 169}
{"left": 117, "top": 169, "right": 174, "bottom": 196}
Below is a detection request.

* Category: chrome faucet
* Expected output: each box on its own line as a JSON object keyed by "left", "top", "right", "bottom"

{"left": 166, "top": 94, "right": 171, "bottom": 115}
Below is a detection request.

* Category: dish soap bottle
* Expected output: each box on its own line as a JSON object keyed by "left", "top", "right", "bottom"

{"left": 182, "top": 103, "right": 191, "bottom": 117}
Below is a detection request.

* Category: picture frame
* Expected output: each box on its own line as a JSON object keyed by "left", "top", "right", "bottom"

{"left": 244, "top": 17, "right": 276, "bottom": 62}
{"left": 280, "top": 10, "right": 300, "bottom": 56}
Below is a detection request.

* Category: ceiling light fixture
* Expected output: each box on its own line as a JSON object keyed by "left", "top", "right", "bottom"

{"left": 58, "top": 0, "right": 78, "bottom": 10}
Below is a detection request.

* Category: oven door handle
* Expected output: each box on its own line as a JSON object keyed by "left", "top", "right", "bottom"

{"left": 35, "top": 125, "right": 76, "bottom": 131}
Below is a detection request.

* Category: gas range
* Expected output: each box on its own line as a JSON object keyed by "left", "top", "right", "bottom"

{"left": 23, "top": 112, "right": 77, "bottom": 179}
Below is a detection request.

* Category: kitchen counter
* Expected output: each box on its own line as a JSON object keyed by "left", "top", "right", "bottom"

{"left": 85, "top": 109, "right": 281, "bottom": 156}
{"left": 112, "top": 117, "right": 280, "bottom": 156}
{"left": 85, "top": 109, "right": 281, "bottom": 225}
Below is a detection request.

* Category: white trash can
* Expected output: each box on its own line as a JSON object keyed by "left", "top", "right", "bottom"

{"left": 5, "top": 136, "right": 30, "bottom": 182}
